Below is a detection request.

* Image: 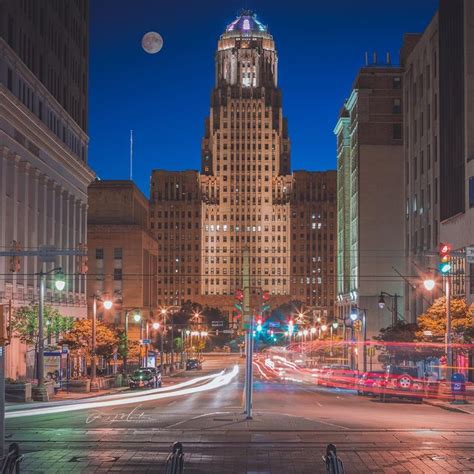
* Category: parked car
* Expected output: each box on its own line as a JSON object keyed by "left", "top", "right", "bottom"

{"left": 378, "top": 365, "right": 424, "bottom": 403}
{"left": 129, "top": 368, "right": 159, "bottom": 389}
{"left": 140, "top": 367, "right": 162, "bottom": 388}
{"left": 357, "top": 371, "right": 385, "bottom": 396}
{"left": 186, "top": 358, "right": 202, "bottom": 370}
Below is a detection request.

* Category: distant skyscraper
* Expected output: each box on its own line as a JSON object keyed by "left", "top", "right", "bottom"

{"left": 0, "top": 1, "right": 94, "bottom": 378}
{"left": 151, "top": 12, "right": 336, "bottom": 320}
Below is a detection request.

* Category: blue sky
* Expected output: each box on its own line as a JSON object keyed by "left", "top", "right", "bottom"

{"left": 88, "top": 0, "right": 439, "bottom": 196}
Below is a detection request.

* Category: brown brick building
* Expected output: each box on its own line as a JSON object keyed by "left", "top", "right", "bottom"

{"left": 150, "top": 12, "right": 336, "bottom": 320}
{"left": 88, "top": 180, "right": 158, "bottom": 338}
{"left": 291, "top": 171, "right": 337, "bottom": 317}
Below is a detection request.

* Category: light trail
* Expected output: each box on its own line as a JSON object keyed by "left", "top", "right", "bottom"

{"left": 6, "top": 366, "right": 239, "bottom": 419}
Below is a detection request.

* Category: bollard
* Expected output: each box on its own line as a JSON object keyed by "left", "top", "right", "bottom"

{"left": 1, "top": 443, "right": 23, "bottom": 474}
{"left": 323, "top": 443, "right": 345, "bottom": 474}
{"left": 165, "top": 441, "right": 184, "bottom": 474}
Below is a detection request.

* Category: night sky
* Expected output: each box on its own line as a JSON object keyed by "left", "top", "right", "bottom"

{"left": 88, "top": 0, "right": 439, "bottom": 196}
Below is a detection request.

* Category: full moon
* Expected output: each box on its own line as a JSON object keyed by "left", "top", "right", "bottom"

{"left": 141, "top": 31, "right": 163, "bottom": 54}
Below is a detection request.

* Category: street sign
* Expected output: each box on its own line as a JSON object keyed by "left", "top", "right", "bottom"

{"left": 223, "top": 329, "right": 234, "bottom": 334}
{"left": 211, "top": 321, "right": 224, "bottom": 327}
{"left": 423, "top": 331, "right": 433, "bottom": 336}
{"left": 466, "top": 247, "right": 474, "bottom": 263}
{"left": 141, "top": 339, "right": 151, "bottom": 344}
{"left": 268, "top": 321, "right": 280, "bottom": 328}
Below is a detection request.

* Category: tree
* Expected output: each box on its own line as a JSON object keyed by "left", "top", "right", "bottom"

{"left": 11, "top": 304, "right": 74, "bottom": 348}
{"left": 416, "top": 297, "right": 474, "bottom": 345}
{"left": 374, "top": 321, "right": 424, "bottom": 364}
{"left": 61, "top": 319, "right": 118, "bottom": 361}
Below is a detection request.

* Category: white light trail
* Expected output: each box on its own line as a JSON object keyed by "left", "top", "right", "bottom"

{"left": 7, "top": 366, "right": 239, "bottom": 419}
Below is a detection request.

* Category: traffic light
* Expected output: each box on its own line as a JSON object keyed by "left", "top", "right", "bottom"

{"left": 261, "top": 290, "right": 270, "bottom": 313}
{"left": 76, "top": 243, "right": 88, "bottom": 274}
{"left": 234, "top": 289, "right": 244, "bottom": 313}
{"left": 8, "top": 240, "right": 21, "bottom": 273}
{"left": 438, "top": 242, "right": 452, "bottom": 275}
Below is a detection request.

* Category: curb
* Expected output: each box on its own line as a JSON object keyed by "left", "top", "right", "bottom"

{"left": 423, "top": 399, "right": 473, "bottom": 414}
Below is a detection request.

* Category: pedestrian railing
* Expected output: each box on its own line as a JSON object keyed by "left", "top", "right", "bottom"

{"left": 1, "top": 443, "right": 23, "bottom": 474}
{"left": 165, "top": 441, "right": 184, "bottom": 474}
{"left": 323, "top": 443, "right": 345, "bottom": 474}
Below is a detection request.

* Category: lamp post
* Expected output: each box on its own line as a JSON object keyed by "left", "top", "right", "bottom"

{"left": 90, "top": 295, "right": 113, "bottom": 391}
{"left": 123, "top": 310, "right": 141, "bottom": 374}
{"left": 330, "top": 321, "right": 338, "bottom": 358}
{"left": 378, "top": 292, "right": 399, "bottom": 327}
{"left": 35, "top": 268, "right": 65, "bottom": 401}
{"left": 350, "top": 307, "right": 367, "bottom": 373}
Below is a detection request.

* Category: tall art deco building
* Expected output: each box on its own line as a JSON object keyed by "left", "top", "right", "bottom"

{"left": 150, "top": 12, "right": 336, "bottom": 319}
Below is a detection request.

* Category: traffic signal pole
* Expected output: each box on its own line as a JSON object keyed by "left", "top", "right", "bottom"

{"left": 242, "top": 247, "right": 253, "bottom": 419}
{"left": 446, "top": 275, "right": 452, "bottom": 381}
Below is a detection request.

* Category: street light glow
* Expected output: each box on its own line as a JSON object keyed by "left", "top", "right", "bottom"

{"left": 103, "top": 299, "right": 113, "bottom": 310}
{"left": 133, "top": 313, "right": 141, "bottom": 322}
{"left": 152, "top": 322, "right": 160, "bottom": 330}
{"left": 161, "top": 308, "right": 167, "bottom": 315}
{"left": 350, "top": 312, "right": 358, "bottom": 321}
{"left": 54, "top": 270, "right": 66, "bottom": 291}
{"left": 310, "top": 327, "right": 317, "bottom": 334}
{"left": 303, "top": 329, "right": 308, "bottom": 336}
{"left": 321, "top": 324, "right": 328, "bottom": 332}
{"left": 423, "top": 279, "right": 435, "bottom": 291}
{"left": 332, "top": 321, "right": 339, "bottom": 329}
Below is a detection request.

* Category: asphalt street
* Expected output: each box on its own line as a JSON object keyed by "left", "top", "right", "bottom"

{"left": 6, "top": 355, "right": 474, "bottom": 473}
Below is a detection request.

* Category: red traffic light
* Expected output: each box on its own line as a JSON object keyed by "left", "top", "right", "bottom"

{"left": 262, "top": 291, "right": 270, "bottom": 302}
{"left": 438, "top": 242, "right": 452, "bottom": 256}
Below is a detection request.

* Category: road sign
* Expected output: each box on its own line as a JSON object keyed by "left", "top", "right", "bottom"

{"left": 223, "top": 329, "right": 234, "bottom": 334}
{"left": 467, "top": 247, "right": 474, "bottom": 263}
{"left": 141, "top": 339, "right": 151, "bottom": 344}
{"left": 268, "top": 321, "right": 280, "bottom": 328}
{"left": 367, "top": 346, "right": 376, "bottom": 357}
{"left": 211, "top": 321, "right": 224, "bottom": 327}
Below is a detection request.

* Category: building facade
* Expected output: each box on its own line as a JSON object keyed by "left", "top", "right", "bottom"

{"left": 150, "top": 12, "right": 336, "bottom": 320}
{"left": 403, "top": 0, "right": 474, "bottom": 319}
{"left": 335, "top": 61, "right": 405, "bottom": 341}
{"left": 88, "top": 180, "right": 158, "bottom": 340}
{"left": 0, "top": 0, "right": 94, "bottom": 378}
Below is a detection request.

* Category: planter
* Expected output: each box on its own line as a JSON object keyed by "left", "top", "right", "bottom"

{"left": 5, "top": 383, "right": 32, "bottom": 402}
{"left": 66, "top": 379, "right": 91, "bottom": 392}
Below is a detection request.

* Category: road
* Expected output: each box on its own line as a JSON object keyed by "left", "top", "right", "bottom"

{"left": 6, "top": 355, "right": 474, "bottom": 473}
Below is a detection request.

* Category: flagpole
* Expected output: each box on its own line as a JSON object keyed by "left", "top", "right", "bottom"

{"left": 130, "top": 129, "right": 133, "bottom": 180}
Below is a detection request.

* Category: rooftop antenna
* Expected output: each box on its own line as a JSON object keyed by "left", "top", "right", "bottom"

{"left": 130, "top": 129, "right": 133, "bottom": 181}
{"left": 365, "top": 51, "right": 369, "bottom": 66}
{"left": 373, "top": 51, "right": 378, "bottom": 64}
{"left": 386, "top": 52, "right": 392, "bottom": 65}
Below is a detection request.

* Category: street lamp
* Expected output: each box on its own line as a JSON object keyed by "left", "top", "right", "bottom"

{"left": 35, "top": 267, "right": 65, "bottom": 401}
{"left": 91, "top": 294, "right": 113, "bottom": 391}
{"left": 423, "top": 279, "right": 436, "bottom": 291}
{"left": 123, "top": 310, "right": 141, "bottom": 374}
{"left": 152, "top": 322, "right": 160, "bottom": 330}
{"left": 349, "top": 308, "right": 367, "bottom": 373}
{"left": 378, "top": 292, "right": 399, "bottom": 327}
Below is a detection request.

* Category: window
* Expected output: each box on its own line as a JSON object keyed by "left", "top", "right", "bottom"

{"left": 95, "top": 248, "right": 104, "bottom": 259}
{"left": 393, "top": 77, "right": 401, "bottom": 89}
{"left": 393, "top": 99, "right": 401, "bottom": 114}
{"left": 469, "top": 177, "right": 474, "bottom": 208}
{"left": 114, "top": 248, "right": 123, "bottom": 259}
{"left": 392, "top": 124, "right": 402, "bottom": 140}
{"left": 114, "top": 269, "right": 122, "bottom": 281}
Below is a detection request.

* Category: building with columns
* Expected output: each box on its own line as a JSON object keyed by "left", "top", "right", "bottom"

{"left": 150, "top": 12, "right": 336, "bottom": 321}
{"left": 0, "top": 0, "right": 94, "bottom": 378}
{"left": 334, "top": 60, "right": 405, "bottom": 342}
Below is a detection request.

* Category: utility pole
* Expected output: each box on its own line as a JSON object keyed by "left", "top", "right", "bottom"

{"left": 446, "top": 276, "right": 452, "bottom": 381}
{"left": 0, "top": 304, "right": 7, "bottom": 459}
{"left": 242, "top": 247, "right": 253, "bottom": 419}
{"left": 91, "top": 295, "right": 98, "bottom": 391}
